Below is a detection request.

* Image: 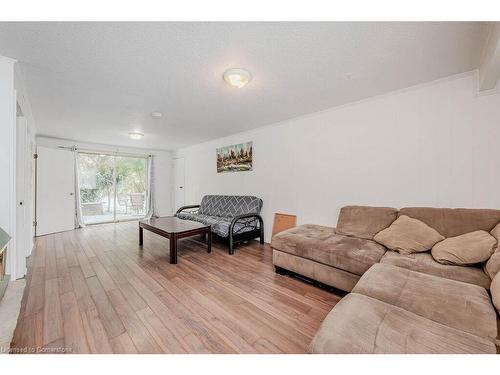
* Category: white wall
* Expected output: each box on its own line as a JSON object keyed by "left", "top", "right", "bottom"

{"left": 0, "top": 57, "right": 18, "bottom": 278}
{"left": 175, "top": 71, "right": 500, "bottom": 241}
{"left": 0, "top": 57, "right": 38, "bottom": 280}
{"left": 36, "top": 137, "right": 173, "bottom": 217}
{"left": 15, "top": 64, "right": 37, "bottom": 277}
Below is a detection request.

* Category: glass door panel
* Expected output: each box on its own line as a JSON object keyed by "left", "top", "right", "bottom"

{"left": 115, "top": 156, "right": 147, "bottom": 221}
{"left": 79, "top": 153, "right": 115, "bottom": 224}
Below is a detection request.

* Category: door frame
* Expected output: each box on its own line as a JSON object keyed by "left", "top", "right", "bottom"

{"left": 173, "top": 157, "right": 186, "bottom": 212}
{"left": 33, "top": 147, "right": 38, "bottom": 239}
{"left": 15, "top": 115, "right": 27, "bottom": 278}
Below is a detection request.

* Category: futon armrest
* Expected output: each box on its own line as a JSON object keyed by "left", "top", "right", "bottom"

{"left": 229, "top": 214, "right": 263, "bottom": 233}
{"left": 176, "top": 204, "right": 200, "bottom": 214}
{"left": 228, "top": 213, "right": 265, "bottom": 253}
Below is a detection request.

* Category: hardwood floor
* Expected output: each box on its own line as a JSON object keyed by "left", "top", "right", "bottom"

{"left": 11, "top": 221, "right": 340, "bottom": 353}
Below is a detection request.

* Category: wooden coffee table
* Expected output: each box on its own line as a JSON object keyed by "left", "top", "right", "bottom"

{"left": 139, "top": 216, "right": 211, "bottom": 264}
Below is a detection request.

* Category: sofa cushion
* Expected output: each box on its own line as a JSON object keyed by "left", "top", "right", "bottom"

{"left": 198, "top": 195, "right": 262, "bottom": 217}
{"left": 431, "top": 230, "right": 497, "bottom": 266}
{"left": 491, "top": 272, "right": 500, "bottom": 313}
{"left": 490, "top": 223, "right": 500, "bottom": 242}
{"left": 271, "top": 224, "right": 386, "bottom": 276}
{"left": 175, "top": 212, "right": 257, "bottom": 237}
{"left": 485, "top": 222, "right": 500, "bottom": 279}
{"left": 399, "top": 207, "right": 500, "bottom": 238}
{"left": 380, "top": 251, "right": 491, "bottom": 289}
{"left": 308, "top": 293, "right": 496, "bottom": 354}
{"left": 485, "top": 250, "right": 500, "bottom": 280}
{"left": 335, "top": 206, "right": 398, "bottom": 240}
{"left": 373, "top": 215, "right": 444, "bottom": 255}
{"left": 352, "top": 264, "right": 497, "bottom": 338}
{"left": 176, "top": 211, "right": 221, "bottom": 225}
{"left": 490, "top": 221, "right": 500, "bottom": 241}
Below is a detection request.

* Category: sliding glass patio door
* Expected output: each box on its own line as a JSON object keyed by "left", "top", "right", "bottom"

{"left": 78, "top": 152, "right": 148, "bottom": 225}
{"left": 115, "top": 155, "right": 148, "bottom": 221}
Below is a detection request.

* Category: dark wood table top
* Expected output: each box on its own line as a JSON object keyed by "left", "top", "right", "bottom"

{"left": 139, "top": 216, "right": 209, "bottom": 234}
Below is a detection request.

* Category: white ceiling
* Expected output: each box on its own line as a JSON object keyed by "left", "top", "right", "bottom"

{"left": 0, "top": 22, "right": 491, "bottom": 150}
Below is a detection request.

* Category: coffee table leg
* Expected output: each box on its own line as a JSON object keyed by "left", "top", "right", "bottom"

{"left": 207, "top": 229, "right": 212, "bottom": 253}
{"left": 169, "top": 234, "right": 177, "bottom": 264}
{"left": 139, "top": 226, "right": 143, "bottom": 246}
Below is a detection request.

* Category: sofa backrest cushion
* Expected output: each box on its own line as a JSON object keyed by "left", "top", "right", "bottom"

{"left": 399, "top": 207, "right": 500, "bottom": 238}
{"left": 431, "top": 230, "right": 497, "bottom": 266}
{"left": 485, "top": 222, "right": 500, "bottom": 280}
{"left": 491, "top": 271, "right": 500, "bottom": 313}
{"left": 374, "top": 215, "right": 445, "bottom": 255}
{"left": 198, "top": 195, "right": 263, "bottom": 218}
{"left": 336, "top": 205, "right": 398, "bottom": 240}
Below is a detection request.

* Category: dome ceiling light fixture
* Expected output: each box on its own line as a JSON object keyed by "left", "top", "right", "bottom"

{"left": 128, "top": 131, "right": 144, "bottom": 140}
{"left": 223, "top": 68, "right": 252, "bottom": 89}
{"left": 151, "top": 111, "right": 163, "bottom": 119}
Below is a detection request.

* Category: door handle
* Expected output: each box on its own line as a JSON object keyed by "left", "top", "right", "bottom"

{"left": 70, "top": 192, "right": 75, "bottom": 196}
{"left": 179, "top": 186, "right": 183, "bottom": 189}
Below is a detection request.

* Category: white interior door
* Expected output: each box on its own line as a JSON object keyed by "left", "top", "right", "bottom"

{"left": 173, "top": 157, "right": 185, "bottom": 211}
{"left": 16, "top": 116, "right": 27, "bottom": 277}
{"left": 37, "top": 146, "right": 75, "bottom": 235}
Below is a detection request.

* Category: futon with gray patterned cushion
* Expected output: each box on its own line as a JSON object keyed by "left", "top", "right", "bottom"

{"left": 175, "top": 195, "right": 264, "bottom": 254}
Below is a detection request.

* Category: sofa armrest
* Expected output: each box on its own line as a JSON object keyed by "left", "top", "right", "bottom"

{"left": 176, "top": 204, "right": 200, "bottom": 214}
{"left": 230, "top": 213, "right": 263, "bottom": 230}
{"left": 227, "top": 214, "right": 265, "bottom": 254}
{"left": 230, "top": 214, "right": 264, "bottom": 238}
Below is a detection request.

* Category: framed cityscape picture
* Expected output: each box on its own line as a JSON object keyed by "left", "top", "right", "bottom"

{"left": 216, "top": 141, "right": 253, "bottom": 173}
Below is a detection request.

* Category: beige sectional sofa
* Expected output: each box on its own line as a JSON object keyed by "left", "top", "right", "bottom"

{"left": 271, "top": 206, "right": 500, "bottom": 354}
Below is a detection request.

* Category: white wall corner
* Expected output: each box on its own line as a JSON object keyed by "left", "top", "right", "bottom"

{"left": 478, "top": 22, "right": 500, "bottom": 92}
{"left": 0, "top": 55, "right": 17, "bottom": 65}
{"left": 14, "top": 63, "right": 37, "bottom": 135}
